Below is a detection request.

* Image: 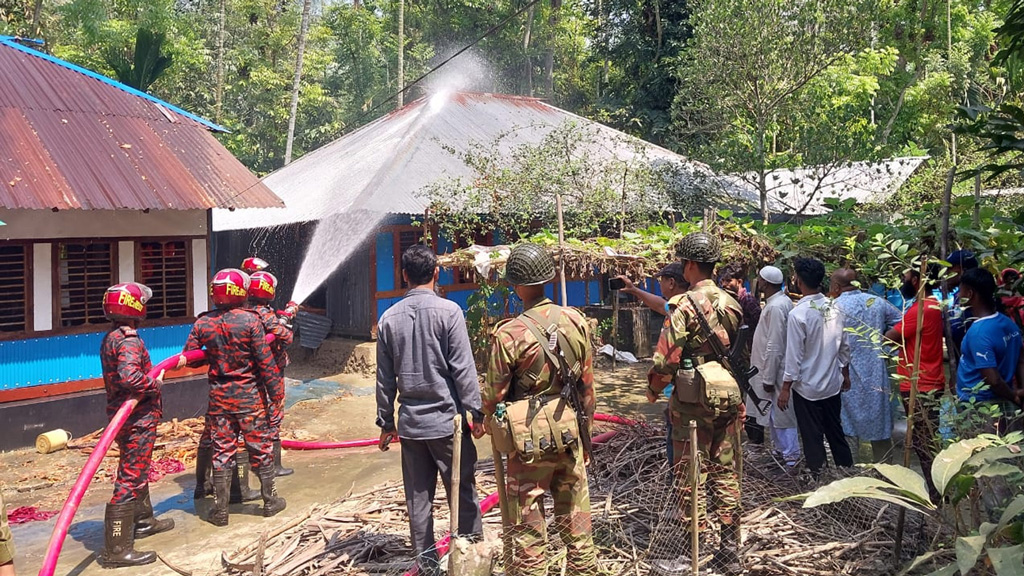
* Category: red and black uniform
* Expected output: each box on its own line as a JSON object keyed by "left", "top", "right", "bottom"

{"left": 255, "top": 304, "right": 292, "bottom": 435}
{"left": 185, "top": 308, "right": 276, "bottom": 473}
{"left": 101, "top": 326, "right": 161, "bottom": 505}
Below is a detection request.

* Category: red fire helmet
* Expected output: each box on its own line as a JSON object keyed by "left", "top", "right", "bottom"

{"left": 241, "top": 257, "right": 270, "bottom": 274}
{"left": 248, "top": 271, "right": 278, "bottom": 303}
{"left": 103, "top": 282, "right": 152, "bottom": 321}
{"left": 210, "top": 268, "right": 250, "bottom": 308}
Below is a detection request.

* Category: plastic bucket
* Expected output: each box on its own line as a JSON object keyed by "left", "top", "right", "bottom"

{"left": 36, "top": 429, "right": 72, "bottom": 454}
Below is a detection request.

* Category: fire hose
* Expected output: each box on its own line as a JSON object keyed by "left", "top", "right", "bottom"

{"left": 38, "top": 336, "right": 637, "bottom": 576}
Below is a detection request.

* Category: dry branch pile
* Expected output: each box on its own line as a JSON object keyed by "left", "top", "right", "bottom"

{"left": 69, "top": 418, "right": 206, "bottom": 466}
{"left": 215, "top": 424, "right": 920, "bottom": 576}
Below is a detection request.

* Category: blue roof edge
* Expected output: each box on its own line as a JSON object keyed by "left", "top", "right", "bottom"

{"left": 0, "top": 36, "right": 230, "bottom": 133}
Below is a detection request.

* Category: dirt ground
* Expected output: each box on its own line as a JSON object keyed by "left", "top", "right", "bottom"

{"left": 2, "top": 342, "right": 658, "bottom": 576}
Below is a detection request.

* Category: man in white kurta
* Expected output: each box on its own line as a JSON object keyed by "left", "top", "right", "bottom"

{"left": 748, "top": 266, "right": 800, "bottom": 466}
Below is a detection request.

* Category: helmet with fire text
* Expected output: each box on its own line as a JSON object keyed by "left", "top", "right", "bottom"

{"left": 210, "top": 268, "right": 250, "bottom": 308}
{"left": 241, "top": 257, "right": 270, "bottom": 274}
{"left": 248, "top": 271, "right": 278, "bottom": 303}
{"left": 103, "top": 282, "right": 152, "bottom": 322}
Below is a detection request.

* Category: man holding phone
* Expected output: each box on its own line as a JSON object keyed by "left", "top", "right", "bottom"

{"left": 613, "top": 263, "right": 690, "bottom": 317}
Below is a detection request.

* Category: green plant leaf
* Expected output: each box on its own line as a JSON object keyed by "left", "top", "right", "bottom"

{"left": 872, "top": 463, "right": 933, "bottom": 505}
{"left": 925, "top": 565, "right": 959, "bottom": 576}
{"left": 800, "top": 476, "right": 930, "bottom": 513}
{"left": 957, "top": 535, "right": 987, "bottom": 575}
{"left": 998, "top": 496, "right": 1024, "bottom": 535}
{"left": 899, "top": 550, "right": 943, "bottom": 575}
{"left": 988, "top": 545, "right": 1024, "bottom": 576}
{"left": 976, "top": 462, "right": 1023, "bottom": 478}
{"left": 933, "top": 437, "right": 996, "bottom": 495}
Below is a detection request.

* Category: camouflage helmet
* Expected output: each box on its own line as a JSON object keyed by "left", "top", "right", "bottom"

{"left": 505, "top": 243, "right": 556, "bottom": 286}
{"left": 676, "top": 232, "right": 721, "bottom": 263}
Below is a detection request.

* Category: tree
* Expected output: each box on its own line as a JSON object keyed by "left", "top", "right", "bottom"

{"left": 105, "top": 28, "right": 174, "bottom": 92}
{"left": 284, "top": 0, "right": 312, "bottom": 164}
{"left": 673, "top": 0, "right": 875, "bottom": 223}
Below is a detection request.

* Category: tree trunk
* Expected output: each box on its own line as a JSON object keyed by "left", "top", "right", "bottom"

{"left": 214, "top": 0, "right": 226, "bottom": 123}
{"left": 397, "top": 0, "right": 405, "bottom": 108}
{"left": 31, "top": 0, "right": 44, "bottom": 37}
{"left": 756, "top": 117, "right": 770, "bottom": 224}
{"left": 544, "top": 0, "right": 561, "bottom": 100}
{"left": 284, "top": 0, "right": 313, "bottom": 165}
{"left": 523, "top": 4, "right": 535, "bottom": 96}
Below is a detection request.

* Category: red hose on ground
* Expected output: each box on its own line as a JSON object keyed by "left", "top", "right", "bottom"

{"left": 37, "top": 349, "right": 207, "bottom": 576}
{"left": 593, "top": 413, "right": 637, "bottom": 426}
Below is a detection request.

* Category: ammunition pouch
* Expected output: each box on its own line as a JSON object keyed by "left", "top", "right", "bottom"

{"left": 697, "top": 361, "right": 743, "bottom": 415}
{"left": 487, "top": 395, "right": 579, "bottom": 459}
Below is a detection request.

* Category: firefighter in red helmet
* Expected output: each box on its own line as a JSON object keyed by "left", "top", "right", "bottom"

{"left": 247, "top": 267, "right": 296, "bottom": 476}
{"left": 183, "top": 269, "right": 285, "bottom": 526}
{"left": 99, "top": 282, "right": 174, "bottom": 568}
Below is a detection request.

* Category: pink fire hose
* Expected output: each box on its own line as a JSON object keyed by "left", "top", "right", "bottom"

{"left": 39, "top": 333, "right": 279, "bottom": 576}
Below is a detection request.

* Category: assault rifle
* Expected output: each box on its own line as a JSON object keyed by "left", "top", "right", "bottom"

{"left": 557, "top": 346, "right": 593, "bottom": 459}
{"left": 685, "top": 294, "right": 771, "bottom": 416}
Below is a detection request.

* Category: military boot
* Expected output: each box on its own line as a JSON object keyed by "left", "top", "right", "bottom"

{"left": 273, "top": 440, "right": 294, "bottom": 477}
{"left": 133, "top": 487, "right": 174, "bottom": 539}
{"left": 101, "top": 501, "right": 156, "bottom": 568}
{"left": 209, "top": 470, "right": 231, "bottom": 527}
{"left": 258, "top": 469, "right": 287, "bottom": 517}
{"left": 193, "top": 446, "right": 213, "bottom": 499}
{"left": 710, "top": 523, "right": 744, "bottom": 575}
{"left": 230, "top": 450, "right": 260, "bottom": 504}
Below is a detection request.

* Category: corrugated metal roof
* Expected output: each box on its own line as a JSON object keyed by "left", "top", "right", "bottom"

{"left": 0, "top": 37, "right": 283, "bottom": 211}
{"left": 719, "top": 157, "right": 929, "bottom": 215}
{"left": 214, "top": 91, "right": 717, "bottom": 230}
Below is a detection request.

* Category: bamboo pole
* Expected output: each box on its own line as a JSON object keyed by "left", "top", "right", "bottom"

{"left": 491, "top": 441, "right": 512, "bottom": 570}
{"left": 690, "top": 420, "right": 699, "bottom": 575}
{"left": 894, "top": 257, "right": 930, "bottom": 565}
{"left": 556, "top": 194, "right": 568, "bottom": 305}
{"left": 973, "top": 172, "right": 981, "bottom": 229}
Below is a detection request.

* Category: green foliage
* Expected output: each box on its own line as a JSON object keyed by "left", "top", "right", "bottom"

{"left": 105, "top": 28, "right": 173, "bottom": 92}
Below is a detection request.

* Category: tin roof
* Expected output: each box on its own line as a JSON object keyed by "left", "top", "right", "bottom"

{"left": 0, "top": 37, "right": 283, "bottom": 211}
{"left": 214, "top": 91, "right": 718, "bottom": 230}
{"left": 719, "top": 157, "right": 929, "bottom": 215}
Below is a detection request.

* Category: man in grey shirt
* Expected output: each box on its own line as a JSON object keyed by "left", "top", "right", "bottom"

{"left": 376, "top": 244, "right": 483, "bottom": 576}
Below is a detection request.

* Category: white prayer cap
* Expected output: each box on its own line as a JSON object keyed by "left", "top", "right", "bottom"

{"left": 759, "top": 265, "right": 784, "bottom": 285}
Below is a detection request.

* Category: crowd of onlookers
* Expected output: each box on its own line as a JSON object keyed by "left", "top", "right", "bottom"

{"left": 622, "top": 250, "right": 1024, "bottom": 487}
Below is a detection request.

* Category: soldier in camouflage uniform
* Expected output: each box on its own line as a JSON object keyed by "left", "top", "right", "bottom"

{"left": 484, "top": 243, "right": 600, "bottom": 576}
{"left": 183, "top": 269, "right": 285, "bottom": 526}
{"left": 243, "top": 257, "right": 298, "bottom": 478}
{"left": 646, "top": 232, "right": 745, "bottom": 575}
{"left": 99, "top": 282, "right": 174, "bottom": 568}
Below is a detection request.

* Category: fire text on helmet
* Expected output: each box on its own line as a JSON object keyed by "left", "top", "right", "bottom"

{"left": 259, "top": 279, "right": 275, "bottom": 295}
{"left": 225, "top": 283, "right": 246, "bottom": 297}
{"left": 118, "top": 290, "right": 144, "bottom": 312}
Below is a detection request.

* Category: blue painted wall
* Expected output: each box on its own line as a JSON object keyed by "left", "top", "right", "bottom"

{"left": 0, "top": 323, "right": 194, "bottom": 391}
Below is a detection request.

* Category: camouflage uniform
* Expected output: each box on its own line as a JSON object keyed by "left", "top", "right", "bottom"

{"left": 485, "top": 299, "right": 599, "bottom": 576}
{"left": 0, "top": 474, "right": 13, "bottom": 566}
{"left": 254, "top": 304, "right": 293, "bottom": 435}
{"left": 648, "top": 279, "right": 745, "bottom": 528}
{"left": 185, "top": 308, "right": 276, "bottom": 473}
{"left": 101, "top": 326, "right": 162, "bottom": 505}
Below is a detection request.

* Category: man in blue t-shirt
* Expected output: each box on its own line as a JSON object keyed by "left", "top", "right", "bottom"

{"left": 956, "top": 269, "right": 1024, "bottom": 418}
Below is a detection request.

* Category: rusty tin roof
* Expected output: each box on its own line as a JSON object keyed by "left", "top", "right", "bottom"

{"left": 0, "top": 37, "right": 283, "bottom": 211}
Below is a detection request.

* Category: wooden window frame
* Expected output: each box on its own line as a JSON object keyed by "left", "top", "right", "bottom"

{"left": 135, "top": 237, "right": 194, "bottom": 323}
{"left": 375, "top": 225, "right": 435, "bottom": 299}
{"left": 0, "top": 241, "right": 34, "bottom": 341}
{"left": 52, "top": 239, "right": 118, "bottom": 334}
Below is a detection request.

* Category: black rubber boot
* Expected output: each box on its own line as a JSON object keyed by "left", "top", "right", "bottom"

{"left": 258, "top": 469, "right": 287, "bottom": 517}
{"left": 273, "top": 440, "right": 294, "bottom": 477}
{"left": 133, "top": 487, "right": 174, "bottom": 539}
{"left": 230, "top": 449, "right": 261, "bottom": 504}
{"left": 101, "top": 501, "right": 156, "bottom": 568}
{"left": 209, "top": 470, "right": 230, "bottom": 527}
{"left": 193, "top": 446, "right": 212, "bottom": 499}
{"left": 710, "top": 523, "right": 744, "bottom": 575}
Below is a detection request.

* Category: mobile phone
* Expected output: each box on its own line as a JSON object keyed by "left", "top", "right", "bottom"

{"left": 608, "top": 277, "right": 626, "bottom": 291}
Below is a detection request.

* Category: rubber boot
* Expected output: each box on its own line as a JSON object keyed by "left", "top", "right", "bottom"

{"left": 230, "top": 449, "right": 261, "bottom": 504}
{"left": 710, "top": 523, "right": 744, "bottom": 575}
{"left": 101, "top": 501, "right": 156, "bottom": 568}
{"left": 209, "top": 470, "right": 230, "bottom": 527}
{"left": 273, "top": 440, "right": 294, "bottom": 477}
{"left": 133, "top": 487, "right": 174, "bottom": 539}
{"left": 193, "top": 446, "right": 212, "bottom": 499}
{"left": 258, "top": 469, "right": 287, "bottom": 517}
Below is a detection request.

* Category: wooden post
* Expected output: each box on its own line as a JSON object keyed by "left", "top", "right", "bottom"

{"left": 556, "top": 194, "right": 568, "bottom": 305}
{"left": 611, "top": 285, "right": 619, "bottom": 371}
{"left": 690, "top": 420, "right": 700, "bottom": 575}
{"left": 940, "top": 166, "right": 960, "bottom": 381}
{"left": 451, "top": 413, "right": 463, "bottom": 538}
{"left": 491, "top": 440, "right": 512, "bottom": 569}
{"left": 734, "top": 418, "right": 743, "bottom": 557}
{"left": 894, "top": 257, "right": 930, "bottom": 565}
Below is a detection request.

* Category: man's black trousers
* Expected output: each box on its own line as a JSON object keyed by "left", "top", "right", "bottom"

{"left": 400, "top": 433, "right": 483, "bottom": 572}
{"left": 793, "top": 390, "right": 854, "bottom": 472}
